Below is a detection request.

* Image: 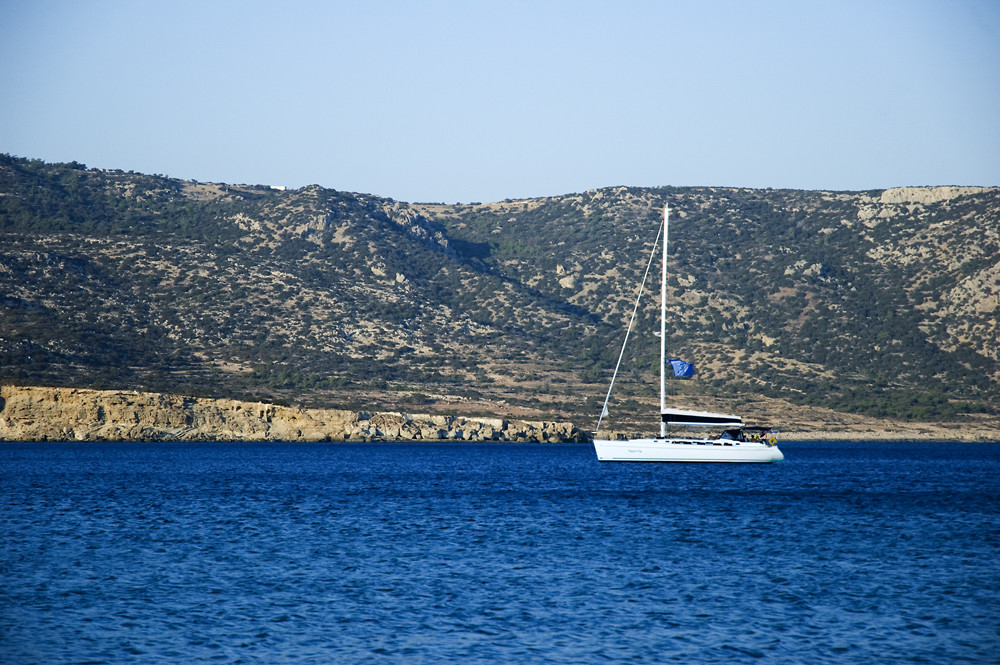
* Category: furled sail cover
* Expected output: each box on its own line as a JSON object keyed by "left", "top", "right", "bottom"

{"left": 661, "top": 408, "right": 743, "bottom": 427}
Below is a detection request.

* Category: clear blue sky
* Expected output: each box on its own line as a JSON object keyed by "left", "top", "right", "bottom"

{"left": 2, "top": 0, "right": 998, "bottom": 203}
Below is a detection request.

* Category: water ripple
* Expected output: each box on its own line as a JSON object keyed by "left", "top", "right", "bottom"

{"left": 1, "top": 440, "right": 999, "bottom": 663}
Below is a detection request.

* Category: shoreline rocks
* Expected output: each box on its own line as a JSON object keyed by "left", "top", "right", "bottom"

{"left": 1, "top": 385, "right": 994, "bottom": 444}
{"left": 0, "top": 385, "right": 591, "bottom": 443}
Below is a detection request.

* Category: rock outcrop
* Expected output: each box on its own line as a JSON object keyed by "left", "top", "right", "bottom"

{"left": 0, "top": 385, "right": 592, "bottom": 443}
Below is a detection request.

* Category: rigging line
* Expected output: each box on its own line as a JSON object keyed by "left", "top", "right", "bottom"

{"left": 595, "top": 218, "right": 663, "bottom": 433}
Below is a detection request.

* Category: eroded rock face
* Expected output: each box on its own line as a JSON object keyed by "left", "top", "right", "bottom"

{"left": 0, "top": 385, "right": 591, "bottom": 443}
{"left": 879, "top": 186, "right": 992, "bottom": 205}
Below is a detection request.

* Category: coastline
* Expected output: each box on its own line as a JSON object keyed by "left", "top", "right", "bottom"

{"left": 780, "top": 431, "right": 998, "bottom": 443}
{"left": 1, "top": 385, "right": 995, "bottom": 444}
{"left": 0, "top": 385, "right": 590, "bottom": 443}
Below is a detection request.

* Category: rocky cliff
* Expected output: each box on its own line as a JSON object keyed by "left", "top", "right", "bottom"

{"left": 0, "top": 385, "right": 591, "bottom": 443}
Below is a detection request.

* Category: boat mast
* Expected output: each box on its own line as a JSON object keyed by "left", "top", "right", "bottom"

{"left": 660, "top": 204, "right": 668, "bottom": 438}
{"left": 594, "top": 218, "right": 663, "bottom": 434}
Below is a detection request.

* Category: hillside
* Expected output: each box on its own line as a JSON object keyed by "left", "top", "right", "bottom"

{"left": 1, "top": 154, "right": 997, "bottom": 433}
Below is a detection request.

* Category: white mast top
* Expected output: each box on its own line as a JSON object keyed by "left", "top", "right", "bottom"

{"left": 660, "top": 204, "right": 668, "bottom": 438}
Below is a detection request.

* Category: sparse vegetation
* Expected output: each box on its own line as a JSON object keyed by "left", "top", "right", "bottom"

{"left": 1, "top": 154, "right": 998, "bottom": 426}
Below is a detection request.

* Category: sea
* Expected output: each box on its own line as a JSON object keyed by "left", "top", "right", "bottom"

{"left": 1, "top": 440, "right": 998, "bottom": 664}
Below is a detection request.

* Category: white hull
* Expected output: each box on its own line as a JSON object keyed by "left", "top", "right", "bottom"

{"left": 594, "top": 437, "right": 784, "bottom": 463}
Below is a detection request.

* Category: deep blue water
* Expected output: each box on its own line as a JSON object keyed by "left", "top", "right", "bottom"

{"left": 1, "top": 440, "right": 999, "bottom": 664}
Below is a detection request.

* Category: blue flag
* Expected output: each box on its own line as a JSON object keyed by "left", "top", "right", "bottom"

{"left": 669, "top": 359, "right": 694, "bottom": 377}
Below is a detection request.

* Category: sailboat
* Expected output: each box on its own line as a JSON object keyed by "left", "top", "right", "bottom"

{"left": 592, "top": 204, "right": 784, "bottom": 463}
